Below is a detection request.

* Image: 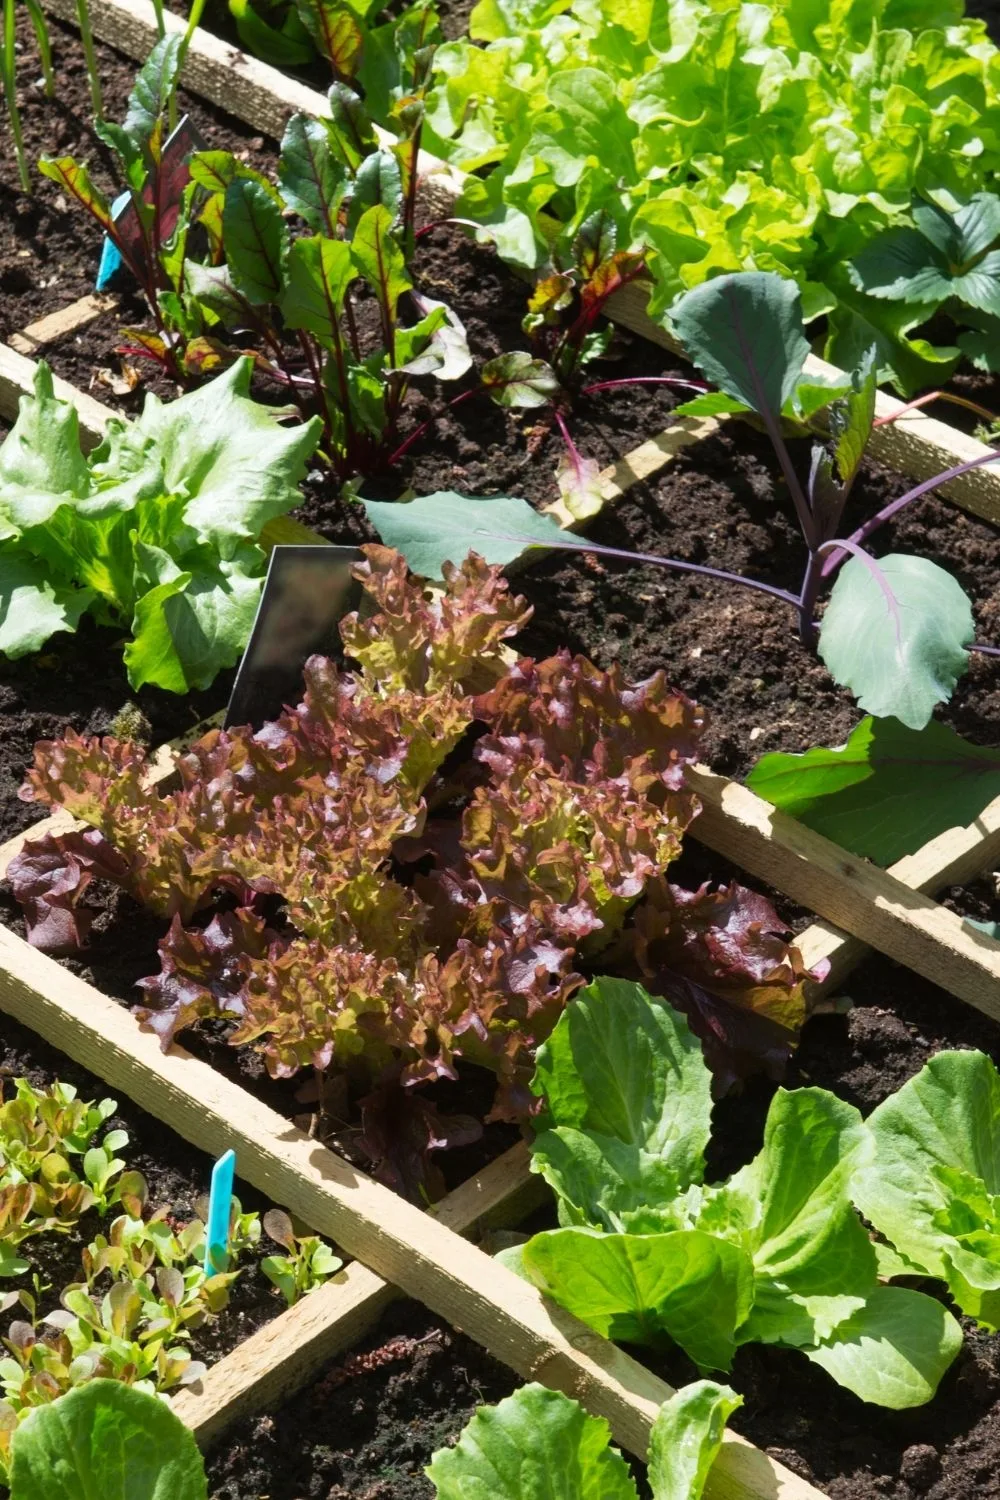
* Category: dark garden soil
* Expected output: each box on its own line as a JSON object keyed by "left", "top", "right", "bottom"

{"left": 204, "top": 1299, "right": 518, "bottom": 1500}
{"left": 0, "top": 1007, "right": 302, "bottom": 1371}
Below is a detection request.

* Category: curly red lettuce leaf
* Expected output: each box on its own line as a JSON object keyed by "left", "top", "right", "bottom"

{"left": 474, "top": 651, "right": 704, "bottom": 793}
{"left": 420, "top": 653, "right": 705, "bottom": 949}
{"left": 7, "top": 829, "right": 133, "bottom": 954}
{"left": 10, "top": 544, "right": 822, "bottom": 1198}
{"left": 619, "top": 877, "right": 827, "bottom": 1091}
{"left": 356, "top": 1071, "right": 482, "bottom": 1201}
{"left": 341, "top": 545, "right": 532, "bottom": 697}
{"left": 135, "top": 907, "right": 280, "bottom": 1045}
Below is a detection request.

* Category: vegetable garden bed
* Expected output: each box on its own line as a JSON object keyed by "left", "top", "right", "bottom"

{"left": 3, "top": 4, "right": 1000, "bottom": 1500}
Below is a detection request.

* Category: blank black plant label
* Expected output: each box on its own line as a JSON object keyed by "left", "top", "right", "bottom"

{"left": 225, "top": 545, "right": 363, "bottom": 729}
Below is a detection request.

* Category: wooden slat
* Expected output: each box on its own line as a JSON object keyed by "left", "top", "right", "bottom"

{"left": 174, "top": 1140, "right": 545, "bottom": 1445}
{"left": 0, "top": 929, "right": 817, "bottom": 1500}
{"left": 687, "top": 764, "right": 1000, "bottom": 1019}
{"left": 9, "top": 294, "right": 117, "bottom": 356}
{"left": 0, "top": 341, "right": 113, "bottom": 442}
{"left": 796, "top": 789, "right": 1000, "bottom": 990}
{"left": 39, "top": 0, "right": 1000, "bottom": 525}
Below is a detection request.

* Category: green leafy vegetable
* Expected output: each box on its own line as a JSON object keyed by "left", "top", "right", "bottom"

{"left": 427, "top": 1379, "right": 741, "bottom": 1500}
{"left": 854, "top": 1050, "right": 1000, "bottom": 1330}
{"left": 425, "top": 0, "right": 1000, "bottom": 390}
{"left": 817, "top": 554, "right": 974, "bottom": 730}
{"left": 667, "top": 273, "right": 809, "bottom": 421}
{"left": 9, "top": 1380, "right": 206, "bottom": 1500}
{"left": 362, "top": 492, "right": 566, "bottom": 579}
{"left": 747, "top": 717, "right": 1000, "bottom": 865}
{"left": 511, "top": 977, "right": 962, "bottom": 1407}
{"left": 0, "top": 360, "right": 321, "bottom": 691}
{"left": 852, "top": 193, "right": 1000, "bottom": 319}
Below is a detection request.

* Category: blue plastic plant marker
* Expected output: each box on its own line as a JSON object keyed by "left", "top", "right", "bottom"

{"left": 95, "top": 191, "right": 132, "bottom": 292}
{"left": 205, "top": 1149, "right": 236, "bottom": 1276}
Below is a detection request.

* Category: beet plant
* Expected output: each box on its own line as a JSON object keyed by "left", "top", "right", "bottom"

{"left": 11, "top": 546, "right": 820, "bottom": 1195}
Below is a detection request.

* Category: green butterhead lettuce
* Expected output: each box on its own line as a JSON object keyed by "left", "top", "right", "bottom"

{"left": 509, "top": 977, "right": 962, "bottom": 1407}
{"left": 0, "top": 360, "right": 321, "bottom": 691}
{"left": 426, "top": 1379, "right": 742, "bottom": 1500}
{"left": 854, "top": 1050, "right": 1000, "bottom": 1330}
{"left": 9, "top": 1378, "right": 207, "bottom": 1500}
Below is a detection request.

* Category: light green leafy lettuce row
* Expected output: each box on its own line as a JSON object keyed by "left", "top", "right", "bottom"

{"left": 502, "top": 977, "right": 963, "bottom": 1409}
{"left": 425, "top": 0, "right": 1000, "bottom": 387}
{"left": 0, "top": 360, "right": 321, "bottom": 693}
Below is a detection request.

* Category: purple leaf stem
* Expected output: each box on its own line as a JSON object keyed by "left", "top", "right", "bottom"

{"left": 821, "top": 448, "right": 1000, "bottom": 577}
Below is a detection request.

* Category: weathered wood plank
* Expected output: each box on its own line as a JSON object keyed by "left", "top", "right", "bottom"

{"left": 795, "top": 790, "right": 1000, "bottom": 990}
{"left": 9, "top": 294, "right": 117, "bottom": 356}
{"left": 173, "top": 1140, "right": 545, "bottom": 1445}
{"left": 688, "top": 764, "right": 1000, "bottom": 1018}
{"left": 0, "top": 340, "right": 113, "bottom": 441}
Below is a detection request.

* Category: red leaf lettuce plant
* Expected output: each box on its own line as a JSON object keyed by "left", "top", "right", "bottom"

{"left": 10, "top": 547, "right": 819, "bottom": 1196}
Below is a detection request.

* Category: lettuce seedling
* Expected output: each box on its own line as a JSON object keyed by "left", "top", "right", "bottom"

{"left": 428, "top": 1380, "right": 741, "bottom": 1500}
{"left": 11, "top": 546, "right": 819, "bottom": 1190}
{"left": 8, "top": 1379, "right": 207, "bottom": 1500}
{"left": 853, "top": 1050, "right": 1000, "bottom": 1331}
{"left": 0, "top": 1080, "right": 142, "bottom": 1267}
{"left": 504, "top": 976, "right": 962, "bottom": 1409}
{"left": 260, "top": 1208, "right": 343, "bottom": 1305}
{"left": 0, "top": 359, "right": 320, "bottom": 692}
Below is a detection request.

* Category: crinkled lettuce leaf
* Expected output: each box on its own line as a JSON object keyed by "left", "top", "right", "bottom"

{"left": 425, "top": 0, "right": 1000, "bottom": 388}
{"left": 854, "top": 1050, "right": 1000, "bottom": 1329}
{"left": 426, "top": 1378, "right": 741, "bottom": 1500}
{"left": 0, "top": 360, "right": 321, "bottom": 689}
